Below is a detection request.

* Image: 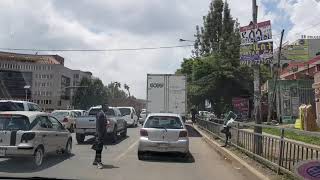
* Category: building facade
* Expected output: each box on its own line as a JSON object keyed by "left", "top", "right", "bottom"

{"left": 0, "top": 51, "right": 92, "bottom": 111}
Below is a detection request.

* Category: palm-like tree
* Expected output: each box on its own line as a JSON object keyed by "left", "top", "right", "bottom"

{"left": 124, "top": 84, "right": 130, "bottom": 97}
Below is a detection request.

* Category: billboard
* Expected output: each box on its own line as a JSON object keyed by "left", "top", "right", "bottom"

{"left": 239, "top": 20, "right": 273, "bottom": 64}
{"left": 232, "top": 97, "right": 249, "bottom": 119}
{"left": 240, "top": 20, "right": 272, "bottom": 44}
{"left": 240, "top": 41, "right": 273, "bottom": 63}
{"left": 283, "top": 39, "right": 309, "bottom": 61}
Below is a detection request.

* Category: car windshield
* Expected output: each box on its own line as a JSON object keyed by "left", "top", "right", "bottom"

{"left": 51, "top": 111, "right": 69, "bottom": 117}
{"left": 0, "top": 102, "right": 24, "bottom": 111}
{"left": 118, "top": 108, "right": 131, "bottom": 116}
{"left": 144, "top": 116, "right": 183, "bottom": 129}
{"left": 0, "top": 0, "right": 314, "bottom": 179}
{"left": 0, "top": 115, "right": 30, "bottom": 130}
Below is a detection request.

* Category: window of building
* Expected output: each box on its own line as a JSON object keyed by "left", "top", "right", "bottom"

{"left": 49, "top": 100, "right": 52, "bottom": 104}
{"left": 58, "top": 100, "right": 61, "bottom": 106}
{"left": 41, "top": 83, "right": 46, "bottom": 87}
{"left": 50, "top": 74, "right": 53, "bottom": 79}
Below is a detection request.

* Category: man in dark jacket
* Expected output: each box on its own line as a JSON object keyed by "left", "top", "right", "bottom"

{"left": 92, "top": 104, "right": 108, "bottom": 169}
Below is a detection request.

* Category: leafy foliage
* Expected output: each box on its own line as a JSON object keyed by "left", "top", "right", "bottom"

{"left": 177, "top": 0, "right": 271, "bottom": 116}
{"left": 72, "top": 77, "right": 108, "bottom": 110}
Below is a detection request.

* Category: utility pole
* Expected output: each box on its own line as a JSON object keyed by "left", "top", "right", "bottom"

{"left": 252, "top": 0, "right": 263, "bottom": 155}
{"left": 267, "top": 30, "right": 285, "bottom": 123}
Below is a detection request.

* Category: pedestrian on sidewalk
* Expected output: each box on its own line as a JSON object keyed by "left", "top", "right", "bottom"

{"left": 221, "top": 117, "right": 235, "bottom": 147}
{"left": 92, "top": 103, "right": 108, "bottom": 169}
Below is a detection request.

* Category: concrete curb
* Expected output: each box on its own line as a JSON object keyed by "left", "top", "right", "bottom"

{"left": 193, "top": 124, "right": 270, "bottom": 180}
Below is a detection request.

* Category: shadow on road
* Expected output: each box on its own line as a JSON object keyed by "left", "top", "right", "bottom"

{"left": 140, "top": 152, "right": 195, "bottom": 163}
{"left": 0, "top": 154, "right": 75, "bottom": 173}
{"left": 78, "top": 135, "right": 129, "bottom": 146}
{"left": 185, "top": 125, "right": 202, "bottom": 137}
{"left": 102, "top": 164, "right": 119, "bottom": 169}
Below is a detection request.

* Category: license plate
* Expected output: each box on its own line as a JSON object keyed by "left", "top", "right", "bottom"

{"left": 0, "top": 148, "right": 6, "bottom": 156}
{"left": 158, "top": 143, "right": 169, "bottom": 148}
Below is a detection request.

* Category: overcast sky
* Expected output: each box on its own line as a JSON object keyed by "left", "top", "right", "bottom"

{"left": 0, "top": 0, "right": 319, "bottom": 99}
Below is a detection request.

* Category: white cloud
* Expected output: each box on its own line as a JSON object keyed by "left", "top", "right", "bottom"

{"left": 0, "top": 0, "right": 275, "bottom": 99}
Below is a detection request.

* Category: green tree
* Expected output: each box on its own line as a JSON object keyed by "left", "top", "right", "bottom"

{"left": 73, "top": 77, "right": 108, "bottom": 110}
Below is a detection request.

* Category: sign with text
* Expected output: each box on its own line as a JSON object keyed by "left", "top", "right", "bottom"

{"left": 240, "top": 20, "right": 272, "bottom": 44}
{"left": 283, "top": 39, "right": 309, "bottom": 61}
{"left": 232, "top": 98, "right": 249, "bottom": 119}
{"left": 240, "top": 41, "right": 273, "bottom": 63}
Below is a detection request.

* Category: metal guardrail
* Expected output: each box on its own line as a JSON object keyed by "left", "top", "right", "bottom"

{"left": 197, "top": 118, "right": 320, "bottom": 176}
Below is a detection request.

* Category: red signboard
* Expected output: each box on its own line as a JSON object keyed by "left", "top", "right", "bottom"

{"left": 232, "top": 98, "right": 249, "bottom": 119}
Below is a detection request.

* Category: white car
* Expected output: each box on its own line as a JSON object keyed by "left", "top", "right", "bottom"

{"left": 118, "top": 107, "right": 138, "bottom": 127}
{"left": 138, "top": 113, "right": 189, "bottom": 160}
{"left": 0, "top": 111, "right": 72, "bottom": 167}
{"left": 0, "top": 100, "right": 41, "bottom": 112}
{"left": 51, "top": 110, "right": 77, "bottom": 132}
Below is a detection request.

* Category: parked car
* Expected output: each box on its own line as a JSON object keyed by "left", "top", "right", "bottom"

{"left": 139, "top": 109, "right": 147, "bottom": 124}
{"left": 118, "top": 107, "right": 138, "bottom": 127}
{"left": 75, "top": 107, "right": 127, "bottom": 144}
{"left": 0, "top": 111, "right": 72, "bottom": 167}
{"left": 71, "top": 110, "right": 86, "bottom": 117}
{"left": 51, "top": 110, "right": 77, "bottom": 132}
{"left": 138, "top": 113, "right": 189, "bottom": 160}
{"left": 0, "top": 100, "right": 41, "bottom": 112}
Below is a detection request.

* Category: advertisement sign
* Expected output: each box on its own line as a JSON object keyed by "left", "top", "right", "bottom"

{"left": 283, "top": 39, "right": 309, "bottom": 61}
{"left": 232, "top": 98, "right": 249, "bottom": 119}
{"left": 240, "top": 20, "right": 272, "bottom": 44}
{"left": 240, "top": 41, "right": 273, "bottom": 63}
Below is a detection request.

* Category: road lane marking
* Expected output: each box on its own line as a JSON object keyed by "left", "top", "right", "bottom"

{"left": 114, "top": 139, "right": 139, "bottom": 162}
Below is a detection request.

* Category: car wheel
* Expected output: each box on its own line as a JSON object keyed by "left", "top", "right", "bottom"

{"left": 64, "top": 139, "right": 72, "bottom": 156}
{"left": 111, "top": 126, "right": 118, "bottom": 143}
{"left": 76, "top": 133, "right": 85, "bottom": 144}
{"left": 120, "top": 127, "right": 127, "bottom": 138}
{"left": 33, "top": 147, "right": 44, "bottom": 168}
{"left": 138, "top": 151, "right": 145, "bottom": 160}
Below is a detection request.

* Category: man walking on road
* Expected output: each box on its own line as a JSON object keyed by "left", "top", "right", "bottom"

{"left": 92, "top": 104, "right": 108, "bottom": 169}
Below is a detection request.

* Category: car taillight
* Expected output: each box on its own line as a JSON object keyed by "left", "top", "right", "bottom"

{"left": 63, "top": 118, "right": 68, "bottom": 122}
{"left": 140, "top": 129, "right": 148, "bottom": 137}
{"left": 179, "top": 130, "right": 188, "bottom": 137}
{"left": 21, "top": 132, "right": 35, "bottom": 143}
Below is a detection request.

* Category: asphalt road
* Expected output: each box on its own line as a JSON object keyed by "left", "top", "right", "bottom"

{"left": 0, "top": 125, "right": 255, "bottom": 180}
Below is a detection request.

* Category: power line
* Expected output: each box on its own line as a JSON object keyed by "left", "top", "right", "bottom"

{"left": 0, "top": 44, "right": 194, "bottom": 52}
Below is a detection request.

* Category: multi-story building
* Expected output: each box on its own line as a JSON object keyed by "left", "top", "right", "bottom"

{"left": 0, "top": 51, "right": 92, "bottom": 111}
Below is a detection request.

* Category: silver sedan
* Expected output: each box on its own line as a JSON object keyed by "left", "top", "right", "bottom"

{"left": 138, "top": 113, "right": 189, "bottom": 159}
{"left": 0, "top": 111, "right": 72, "bottom": 168}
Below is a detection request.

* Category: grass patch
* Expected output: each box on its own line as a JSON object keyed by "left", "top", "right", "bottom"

{"left": 263, "top": 128, "right": 320, "bottom": 146}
